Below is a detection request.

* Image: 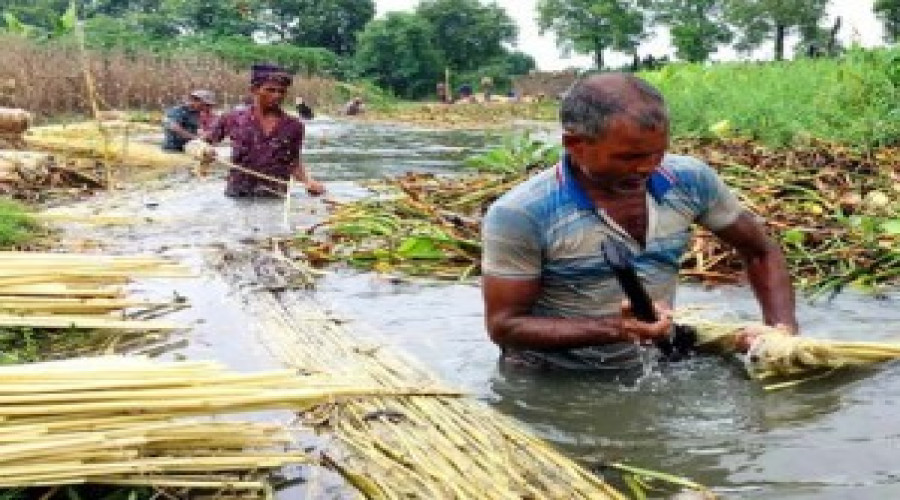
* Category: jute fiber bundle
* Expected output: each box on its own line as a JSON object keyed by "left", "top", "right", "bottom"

{"left": 684, "top": 314, "right": 900, "bottom": 389}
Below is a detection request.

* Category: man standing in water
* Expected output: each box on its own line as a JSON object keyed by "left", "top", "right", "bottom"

{"left": 162, "top": 90, "right": 216, "bottom": 152}
{"left": 481, "top": 73, "right": 798, "bottom": 370}
{"left": 203, "top": 64, "right": 324, "bottom": 197}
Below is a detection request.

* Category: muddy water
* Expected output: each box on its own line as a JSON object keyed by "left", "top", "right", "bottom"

{"left": 58, "top": 119, "right": 900, "bottom": 499}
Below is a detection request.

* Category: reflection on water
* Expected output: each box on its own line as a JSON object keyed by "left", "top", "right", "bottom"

{"left": 59, "top": 119, "right": 900, "bottom": 499}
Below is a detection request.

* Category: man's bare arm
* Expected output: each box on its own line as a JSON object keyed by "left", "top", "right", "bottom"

{"left": 482, "top": 275, "right": 672, "bottom": 350}
{"left": 166, "top": 121, "right": 197, "bottom": 141}
{"left": 714, "top": 212, "right": 798, "bottom": 332}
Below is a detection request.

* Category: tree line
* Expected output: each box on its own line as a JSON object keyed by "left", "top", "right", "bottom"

{"left": 1, "top": 0, "right": 898, "bottom": 99}
{"left": 539, "top": 0, "right": 899, "bottom": 68}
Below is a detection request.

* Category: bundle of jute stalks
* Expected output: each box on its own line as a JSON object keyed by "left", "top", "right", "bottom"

{"left": 0, "top": 356, "right": 451, "bottom": 491}
{"left": 0, "top": 251, "right": 192, "bottom": 332}
{"left": 0, "top": 107, "right": 31, "bottom": 148}
{"left": 685, "top": 315, "right": 900, "bottom": 389}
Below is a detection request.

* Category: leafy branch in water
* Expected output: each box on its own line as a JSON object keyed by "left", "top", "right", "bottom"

{"left": 464, "top": 132, "right": 561, "bottom": 175}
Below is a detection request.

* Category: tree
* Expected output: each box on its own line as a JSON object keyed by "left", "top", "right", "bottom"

{"left": 536, "top": 0, "right": 646, "bottom": 70}
{"left": 723, "top": 0, "right": 829, "bottom": 61}
{"left": 652, "top": 0, "right": 731, "bottom": 63}
{"left": 354, "top": 12, "right": 444, "bottom": 98}
{"left": 83, "top": 0, "right": 163, "bottom": 16}
{"left": 261, "top": 0, "right": 374, "bottom": 55}
{"left": 416, "top": 0, "right": 517, "bottom": 72}
{"left": 0, "top": 0, "right": 71, "bottom": 30}
{"left": 162, "top": 0, "right": 259, "bottom": 37}
{"left": 875, "top": 0, "right": 900, "bottom": 43}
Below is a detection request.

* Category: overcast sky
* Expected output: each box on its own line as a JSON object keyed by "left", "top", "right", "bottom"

{"left": 374, "top": 0, "right": 886, "bottom": 70}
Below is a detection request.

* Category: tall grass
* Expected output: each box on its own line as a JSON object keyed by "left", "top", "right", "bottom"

{"left": 0, "top": 198, "right": 39, "bottom": 248}
{"left": 643, "top": 47, "right": 900, "bottom": 148}
{"left": 0, "top": 35, "right": 342, "bottom": 119}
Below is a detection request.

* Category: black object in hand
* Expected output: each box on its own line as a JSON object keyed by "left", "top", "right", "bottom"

{"left": 601, "top": 238, "right": 695, "bottom": 360}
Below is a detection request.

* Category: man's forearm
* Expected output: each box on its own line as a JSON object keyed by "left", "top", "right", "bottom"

{"left": 745, "top": 244, "right": 798, "bottom": 332}
{"left": 290, "top": 162, "right": 309, "bottom": 182}
{"left": 491, "top": 316, "right": 624, "bottom": 350}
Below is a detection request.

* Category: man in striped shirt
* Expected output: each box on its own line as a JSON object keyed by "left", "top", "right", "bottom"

{"left": 481, "top": 73, "right": 797, "bottom": 370}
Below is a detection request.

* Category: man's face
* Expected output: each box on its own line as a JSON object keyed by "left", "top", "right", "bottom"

{"left": 563, "top": 116, "right": 668, "bottom": 194}
{"left": 253, "top": 81, "right": 289, "bottom": 110}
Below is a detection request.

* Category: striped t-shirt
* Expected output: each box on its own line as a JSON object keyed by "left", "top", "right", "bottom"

{"left": 481, "top": 153, "right": 744, "bottom": 369}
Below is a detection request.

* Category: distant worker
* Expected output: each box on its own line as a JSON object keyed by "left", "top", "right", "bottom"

{"left": 162, "top": 90, "right": 216, "bottom": 152}
{"left": 344, "top": 97, "right": 365, "bottom": 116}
{"left": 296, "top": 96, "right": 314, "bottom": 120}
{"left": 480, "top": 76, "right": 494, "bottom": 102}
{"left": 200, "top": 63, "right": 325, "bottom": 198}
{"left": 457, "top": 84, "right": 474, "bottom": 103}
{"left": 436, "top": 82, "right": 450, "bottom": 103}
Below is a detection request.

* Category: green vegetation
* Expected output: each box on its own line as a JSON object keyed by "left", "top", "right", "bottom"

{"left": 0, "top": 198, "right": 40, "bottom": 248}
{"left": 875, "top": 0, "right": 900, "bottom": 43}
{"left": 643, "top": 47, "right": 900, "bottom": 148}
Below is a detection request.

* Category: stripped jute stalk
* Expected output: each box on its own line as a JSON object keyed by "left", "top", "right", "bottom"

{"left": 0, "top": 356, "right": 453, "bottom": 492}
{"left": 225, "top": 251, "right": 639, "bottom": 499}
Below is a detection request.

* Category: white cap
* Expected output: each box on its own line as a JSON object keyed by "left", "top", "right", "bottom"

{"left": 190, "top": 89, "right": 216, "bottom": 105}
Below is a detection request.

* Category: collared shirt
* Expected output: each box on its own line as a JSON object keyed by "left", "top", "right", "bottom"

{"left": 206, "top": 107, "right": 304, "bottom": 197}
{"left": 481, "top": 153, "right": 744, "bottom": 369}
{"left": 162, "top": 104, "right": 199, "bottom": 152}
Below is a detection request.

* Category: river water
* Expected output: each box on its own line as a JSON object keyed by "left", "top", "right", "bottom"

{"left": 56, "top": 119, "right": 900, "bottom": 499}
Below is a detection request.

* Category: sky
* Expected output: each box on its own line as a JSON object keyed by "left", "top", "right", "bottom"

{"left": 374, "top": 0, "right": 887, "bottom": 71}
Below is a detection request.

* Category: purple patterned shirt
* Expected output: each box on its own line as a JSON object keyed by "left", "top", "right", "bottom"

{"left": 207, "top": 107, "right": 305, "bottom": 196}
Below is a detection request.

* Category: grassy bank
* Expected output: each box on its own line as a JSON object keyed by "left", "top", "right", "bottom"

{"left": 644, "top": 47, "right": 900, "bottom": 148}
{"left": 0, "top": 199, "right": 42, "bottom": 249}
{"left": 354, "top": 47, "right": 900, "bottom": 147}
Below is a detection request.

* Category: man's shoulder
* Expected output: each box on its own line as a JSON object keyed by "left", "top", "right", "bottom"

{"left": 661, "top": 154, "right": 718, "bottom": 184}
{"left": 166, "top": 104, "right": 190, "bottom": 116}
{"left": 495, "top": 166, "right": 558, "bottom": 201}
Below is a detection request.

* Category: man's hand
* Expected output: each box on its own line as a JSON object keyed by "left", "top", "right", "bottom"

{"left": 304, "top": 179, "right": 326, "bottom": 196}
{"left": 185, "top": 139, "right": 216, "bottom": 162}
{"left": 734, "top": 323, "right": 796, "bottom": 353}
{"left": 618, "top": 300, "right": 673, "bottom": 344}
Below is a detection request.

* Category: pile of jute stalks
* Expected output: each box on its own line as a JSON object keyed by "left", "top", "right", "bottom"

{"left": 0, "top": 355, "right": 446, "bottom": 492}
{"left": 25, "top": 120, "right": 190, "bottom": 171}
{"left": 0, "top": 251, "right": 190, "bottom": 331}
{"left": 0, "top": 252, "right": 192, "bottom": 360}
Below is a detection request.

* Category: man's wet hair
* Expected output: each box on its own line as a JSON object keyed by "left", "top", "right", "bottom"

{"left": 560, "top": 73, "right": 668, "bottom": 139}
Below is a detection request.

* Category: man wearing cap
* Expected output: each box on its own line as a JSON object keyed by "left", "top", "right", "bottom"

{"left": 203, "top": 63, "right": 324, "bottom": 197}
{"left": 162, "top": 90, "right": 216, "bottom": 152}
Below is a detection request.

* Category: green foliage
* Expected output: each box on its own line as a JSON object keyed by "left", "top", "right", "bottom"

{"left": 640, "top": 47, "right": 900, "bottom": 148}
{"left": 464, "top": 132, "right": 562, "bottom": 175}
{"left": 1, "top": 0, "right": 76, "bottom": 39}
{"left": 652, "top": 0, "right": 731, "bottom": 63}
{"left": 162, "top": 0, "right": 257, "bottom": 37}
{"left": 723, "top": 0, "right": 829, "bottom": 60}
{"left": 0, "top": 199, "right": 39, "bottom": 249}
{"left": 537, "top": 0, "right": 646, "bottom": 69}
{"left": 182, "top": 35, "right": 348, "bottom": 77}
{"left": 415, "top": 0, "right": 517, "bottom": 73}
{"left": 261, "top": 0, "right": 374, "bottom": 55}
{"left": 875, "top": 0, "right": 900, "bottom": 43}
{"left": 354, "top": 12, "right": 444, "bottom": 99}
